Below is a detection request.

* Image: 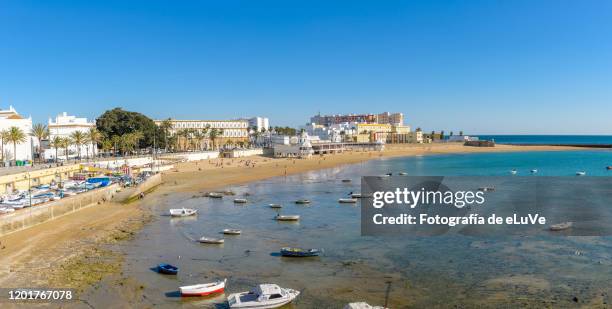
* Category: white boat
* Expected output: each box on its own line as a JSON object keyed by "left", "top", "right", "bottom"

{"left": 549, "top": 221, "right": 573, "bottom": 231}
{"left": 344, "top": 302, "right": 387, "bottom": 309}
{"left": 275, "top": 214, "right": 300, "bottom": 221}
{"left": 339, "top": 198, "right": 358, "bottom": 203}
{"left": 169, "top": 208, "right": 197, "bottom": 217}
{"left": 223, "top": 229, "right": 242, "bottom": 235}
{"left": 351, "top": 193, "right": 362, "bottom": 198}
{"left": 295, "top": 199, "right": 310, "bottom": 204}
{"left": 227, "top": 284, "right": 300, "bottom": 309}
{"left": 207, "top": 192, "right": 224, "bottom": 198}
{"left": 576, "top": 171, "right": 586, "bottom": 176}
{"left": 180, "top": 279, "right": 227, "bottom": 297}
{"left": 269, "top": 204, "right": 282, "bottom": 208}
{"left": 398, "top": 172, "right": 408, "bottom": 176}
{"left": 234, "top": 198, "right": 248, "bottom": 203}
{"left": 531, "top": 169, "right": 538, "bottom": 174}
{"left": 199, "top": 237, "right": 225, "bottom": 244}
{"left": 0, "top": 207, "right": 15, "bottom": 214}
{"left": 510, "top": 169, "right": 517, "bottom": 175}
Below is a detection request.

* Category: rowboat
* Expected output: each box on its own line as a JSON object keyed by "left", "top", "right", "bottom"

{"left": 295, "top": 199, "right": 310, "bottom": 204}
{"left": 180, "top": 279, "right": 227, "bottom": 297}
{"left": 199, "top": 237, "right": 225, "bottom": 244}
{"left": 276, "top": 214, "right": 300, "bottom": 221}
{"left": 576, "top": 171, "right": 586, "bottom": 176}
{"left": 549, "top": 222, "right": 573, "bottom": 231}
{"left": 157, "top": 263, "right": 178, "bottom": 275}
{"left": 169, "top": 208, "right": 197, "bottom": 217}
{"left": 234, "top": 198, "right": 248, "bottom": 203}
{"left": 227, "top": 284, "right": 300, "bottom": 309}
{"left": 269, "top": 204, "right": 282, "bottom": 208}
{"left": 344, "top": 302, "right": 388, "bottom": 309}
{"left": 280, "top": 247, "right": 321, "bottom": 257}
{"left": 338, "top": 198, "right": 358, "bottom": 203}
{"left": 223, "top": 229, "right": 242, "bottom": 235}
{"left": 207, "top": 192, "right": 224, "bottom": 198}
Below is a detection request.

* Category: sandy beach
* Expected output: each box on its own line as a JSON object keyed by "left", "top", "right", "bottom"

{"left": 0, "top": 143, "right": 585, "bottom": 304}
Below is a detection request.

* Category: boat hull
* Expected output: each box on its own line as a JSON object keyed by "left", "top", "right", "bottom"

{"left": 181, "top": 287, "right": 225, "bottom": 297}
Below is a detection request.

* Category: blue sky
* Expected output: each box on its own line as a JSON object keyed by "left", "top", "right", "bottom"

{"left": 1, "top": 0, "right": 612, "bottom": 134}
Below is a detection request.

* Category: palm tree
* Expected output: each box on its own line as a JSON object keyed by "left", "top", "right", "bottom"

{"left": 30, "top": 123, "right": 49, "bottom": 164}
{"left": 0, "top": 129, "right": 9, "bottom": 164}
{"left": 209, "top": 128, "right": 223, "bottom": 150}
{"left": 59, "top": 137, "right": 70, "bottom": 161}
{"left": 50, "top": 136, "right": 62, "bottom": 162}
{"left": 7, "top": 126, "right": 27, "bottom": 165}
{"left": 101, "top": 138, "right": 113, "bottom": 156}
{"left": 70, "top": 131, "right": 86, "bottom": 160}
{"left": 159, "top": 118, "right": 173, "bottom": 151}
{"left": 131, "top": 131, "right": 144, "bottom": 154}
{"left": 111, "top": 135, "right": 121, "bottom": 157}
{"left": 86, "top": 127, "right": 102, "bottom": 160}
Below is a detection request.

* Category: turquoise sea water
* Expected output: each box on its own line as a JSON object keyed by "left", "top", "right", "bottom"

{"left": 92, "top": 150, "right": 612, "bottom": 308}
{"left": 476, "top": 135, "right": 612, "bottom": 145}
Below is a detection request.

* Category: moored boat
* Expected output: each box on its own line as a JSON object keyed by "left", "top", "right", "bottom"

{"left": 549, "top": 221, "right": 573, "bottom": 231}
{"left": 223, "top": 229, "right": 242, "bottom": 235}
{"left": 199, "top": 237, "right": 225, "bottom": 244}
{"left": 227, "top": 284, "right": 300, "bottom": 309}
{"left": 341, "top": 179, "right": 352, "bottom": 183}
{"left": 269, "top": 203, "right": 282, "bottom": 208}
{"left": 207, "top": 192, "right": 224, "bottom": 198}
{"left": 576, "top": 171, "right": 586, "bottom": 176}
{"left": 169, "top": 208, "right": 197, "bottom": 217}
{"left": 398, "top": 172, "right": 408, "bottom": 176}
{"left": 157, "top": 263, "right": 179, "bottom": 275}
{"left": 234, "top": 198, "right": 248, "bottom": 204}
{"left": 531, "top": 169, "right": 538, "bottom": 174}
{"left": 180, "top": 279, "right": 227, "bottom": 297}
{"left": 295, "top": 199, "right": 310, "bottom": 204}
{"left": 351, "top": 193, "right": 362, "bottom": 198}
{"left": 607, "top": 166, "right": 612, "bottom": 170}
{"left": 280, "top": 247, "right": 321, "bottom": 257}
{"left": 338, "top": 198, "right": 358, "bottom": 203}
{"left": 510, "top": 169, "right": 518, "bottom": 175}
{"left": 275, "top": 214, "right": 300, "bottom": 221}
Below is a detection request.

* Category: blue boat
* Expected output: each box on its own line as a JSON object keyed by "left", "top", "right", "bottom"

{"left": 280, "top": 247, "right": 322, "bottom": 257}
{"left": 86, "top": 177, "right": 111, "bottom": 187}
{"left": 157, "top": 263, "right": 179, "bottom": 275}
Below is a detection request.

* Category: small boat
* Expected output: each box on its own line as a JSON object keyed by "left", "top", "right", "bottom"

{"left": 86, "top": 177, "right": 112, "bottom": 187}
{"left": 607, "top": 166, "right": 612, "bottom": 170}
{"left": 510, "top": 169, "right": 517, "bottom": 175}
{"left": 227, "top": 284, "right": 300, "bottom": 309}
{"left": 157, "top": 263, "right": 179, "bottom": 275}
{"left": 338, "top": 198, "right": 358, "bottom": 203}
{"left": 276, "top": 214, "right": 300, "bottom": 221}
{"left": 234, "top": 198, "right": 248, "bottom": 203}
{"left": 351, "top": 193, "right": 362, "bottom": 198}
{"left": 549, "top": 222, "right": 573, "bottom": 231}
{"left": 341, "top": 179, "right": 352, "bottom": 183}
{"left": 385, "top": 173, "right": 392, "bottom": 176}
{"left": 398, "top": 172, "right": 408, "bottom": 176}
{"left": 344, "top": 302, "right": 387, "bottom": 309}
{"left": 199, "top": 237, "right": 225, "bottom": 244}
{"left": 295, "top": 199, "right": 310, "bottom": 204}
{"left": 576, "top": 171, "right": 586, "bottom": 176}
{"left": 269, "top": 204, "right": 282, "bottom": 208}
{"left": 530, "top": 169, "right": 538, "bottom": 174}
{"left": 478, "top": 186, "right": 495, "bottom": 192}
{"left": 180, "top": 279, "right": 227, "bottom": 297}
{"left": 207, "top": 192, "right": 224, "bottom": 198}
{"left": 0, "top": 207, "right": 15, "bottom": 214}
{"left": 223, "top": 229, "right": 242, "bottom": 235}
{"left": 169, "top": 208, "right": 197, "bottom": 217}
{"left": 280, "top": 247, "right": 322, "bottom": 257}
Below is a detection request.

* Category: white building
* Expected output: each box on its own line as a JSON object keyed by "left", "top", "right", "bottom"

{"left": 272, "top": 132, "right": 314, "bottom": 158}
{"left": 303, "top": 122, "right": 357, "bottom": 143}
{"left": 248, "top": 117, "right": 269, "bottom": 132}
{"left": 45, "top": 112, "right": 96, "bottom": 160}
{"left": 0, "top": 106, "right": 33, "bottom": 163}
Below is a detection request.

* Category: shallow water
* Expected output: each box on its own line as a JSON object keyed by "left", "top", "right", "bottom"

{"left": 108, "top": 151, "right": 612, "bottom": 308}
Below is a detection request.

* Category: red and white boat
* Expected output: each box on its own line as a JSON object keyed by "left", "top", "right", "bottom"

{"left": 180, "top": 279, "right": 227, "bottom": 297}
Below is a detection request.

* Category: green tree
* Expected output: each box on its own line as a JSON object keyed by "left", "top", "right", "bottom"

{"left": 159, "top": 118, "right": 173, "bottom": 151}
{"left": 59, "top": 137, "right": 70, "bottom": 161}
{"left": 209, "top": 128, "right": 223, "bottom": 150}
{"left": 101, "top": 137, "right": 113, "bottom": 156}
{"left": 0, "top": 130, "right": 9, "bottom": 163}
{"left": 7, "top": 126, "right": 27, "bottom": 164}
{"left": 70, "top": 131, "right": 86, "bottom": 160}
{"left": 50, "top": 135, "right": 62, "bottom": 162}
{"left": 31, "top": 123, "right": 49, "bottom": 164}
{"left": 86, "top": 127, "right": 102, "bottom": 159}
{"left": 96, "top": 108, "right": 162, "bottom": 150}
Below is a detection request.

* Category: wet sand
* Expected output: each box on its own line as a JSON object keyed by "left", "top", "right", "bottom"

{"left": 0, "top": 143, "right": 585, "bottom": 306}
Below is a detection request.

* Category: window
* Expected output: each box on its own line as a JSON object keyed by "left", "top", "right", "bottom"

{"left": 269, "top": 294, "right": 282, "bottom": 299}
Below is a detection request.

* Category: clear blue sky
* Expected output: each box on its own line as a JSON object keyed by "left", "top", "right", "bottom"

{"left": 1, "top": 0, "right": 612, "bottom": 134}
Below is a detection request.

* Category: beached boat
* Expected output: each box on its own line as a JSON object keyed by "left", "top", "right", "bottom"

{"left": 549, "top": 221, "right": 573, "bottom": 231}
{"left": 234, "top": 198, "right": 248, "bottom": 204}
{"left": 227, "top": 284, "right": 300, "bottom": 309}
{"left": 344, "top": 302, "right": 387, "bottom": 309}
{"left": 280, "top": 247, "right": 321, "bottom": 257}
{"left": 0, "top": 207, "right": 15, "bottom": 214}
{"left": 169, "top": 208, "right": 197, "bottom": 217}
{"left": 576, "top": 171, "right": 586, "bottom": 176}
{"left": 338, "top": 198, "right": 358, "bottom": 203}
{"left": 223, "top": 229, "right": 242, "bottom": 235}
{"left": 87, "top": 177, "right": 112, "bottom": 187}
{"left": 269, "top": 204, "right": 282, "bottom": 208}
{"left": 276, "top": 214, "right": 300, "bottom": 221}
{"left": 199, "top": 237, "right": 225, "bottom": 244}
{"left": 157, "top": 263, "right": 178, "bottom": 275}
{"left": 295, "top": 199, "right": 310, "bottom": 204}
{"left": 180, "top": 279, "right": 227, "bottom": 297}
{"left": 207, "top": 192, "right": 224, "bottom": 198}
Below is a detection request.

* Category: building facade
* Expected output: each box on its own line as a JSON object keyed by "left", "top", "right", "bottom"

{"left": 376, "top": 112, "right": 404, "bottom": 126}
{"left": 247, "top": 117, "right": 269, "bottom": 132}
{"left": 155, "top": 119, "right": 250, "bottom": 149}
{"left": 45, "top": 112, "right": 96, "bottom": 160}
{"left": 0, "top": 106, "right": 33, "bottom": 163}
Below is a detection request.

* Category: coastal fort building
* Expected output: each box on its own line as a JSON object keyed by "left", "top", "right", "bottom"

{"left": 0, "top": 106, "right": 33, "bottom": 163}
{"left": 45, "top": 112, "right": 96, "bottom": 160}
